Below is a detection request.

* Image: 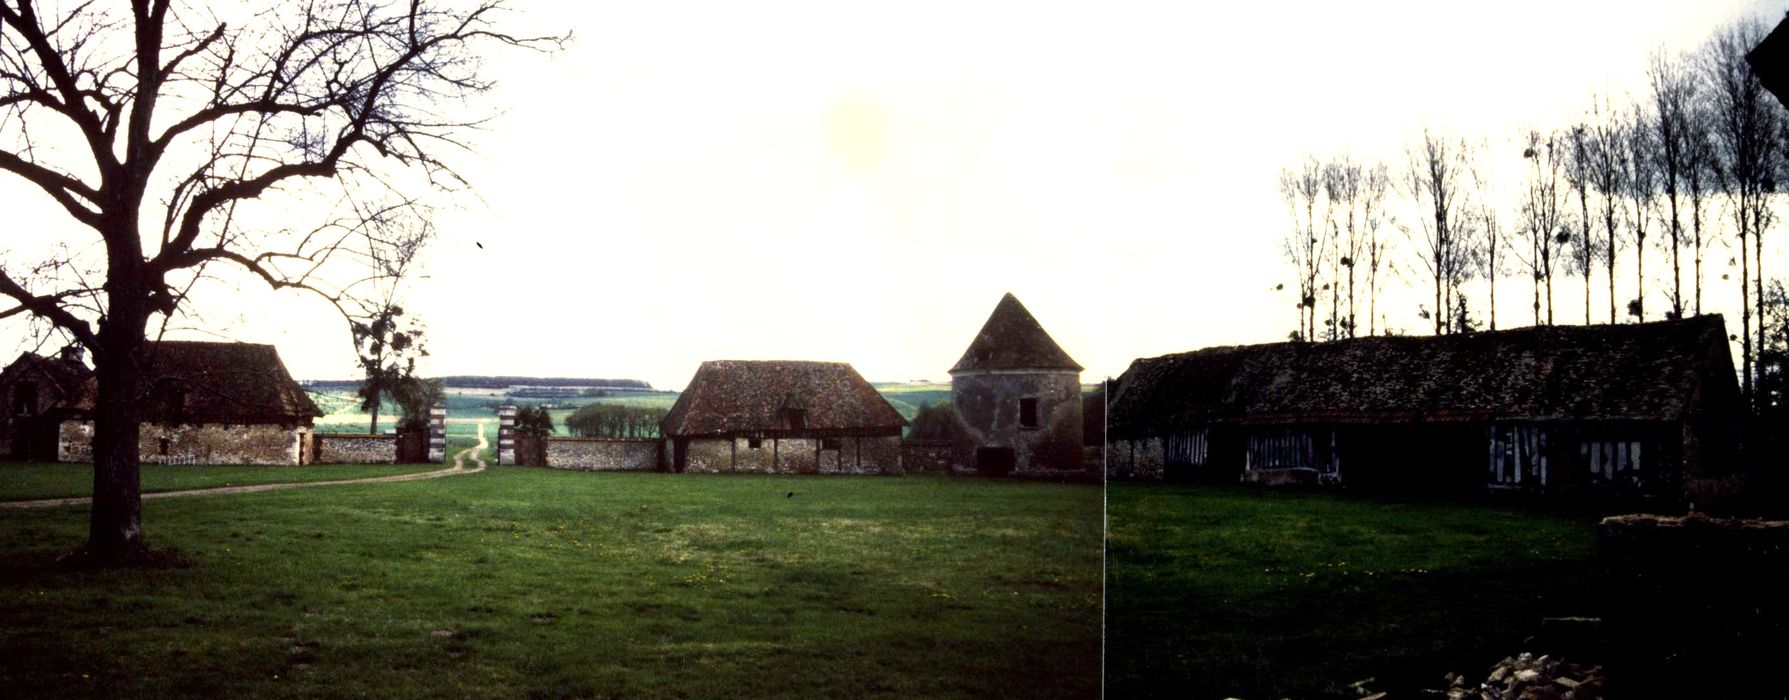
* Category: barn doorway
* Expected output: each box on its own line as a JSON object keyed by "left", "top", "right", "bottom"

{"left": 672, "top": 438, "right": 689, "bottom": 473}
{"left": 975, "top": 447, "right": 1015, "bottom": 476}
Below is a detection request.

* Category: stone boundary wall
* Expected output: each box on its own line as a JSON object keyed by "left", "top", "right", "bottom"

{"left": 900, "top": 439, "right": 954, "bottom": 473}
{"left": 542, "top": 437, "right": 659, "bottom": 471}
{"left": 685, "top": 435, "right": 903, "bottom": 475}
{"left": 1599, "top": 514, "right": 1789, "bottom": 697}
{"left": 59, "top": 420, "right": 310, "bottom": 465}
{"left": 313, "top": 433, "right": 398, "bottom": 464}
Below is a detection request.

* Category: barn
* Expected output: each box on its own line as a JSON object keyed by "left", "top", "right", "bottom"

{"left": 659, "top": 360, "right": 907, "bottom": 475}
{"left": 1106, "top": 316, "right": 1745, "bottom": 502}
{"left": 55, "top": 341, "right": 322, "bottom": 465}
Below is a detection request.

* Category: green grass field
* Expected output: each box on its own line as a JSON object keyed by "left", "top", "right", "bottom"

{"left": 1105, "top": 483, "right": 1601, "bottom": 698}
{"left": 0, "top": 471, "right": 1102, "bottom": 699}
{"left": 0, "top": 463, "right": 440, "bottom": 502}
{"left": 311, "top": 389, "right": 680, "bottom": 438}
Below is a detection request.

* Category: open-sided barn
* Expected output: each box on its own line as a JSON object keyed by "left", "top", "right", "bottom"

{"left": 659, "top": 360, "right": 907, "bottom": 475}
{"left": 1106, "top": 316, "right": 1745, "bottom": 502}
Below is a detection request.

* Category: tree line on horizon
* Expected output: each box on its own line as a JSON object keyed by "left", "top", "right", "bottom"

{"left": 1278, "top": 16, "right": 1788, "bottom": 418}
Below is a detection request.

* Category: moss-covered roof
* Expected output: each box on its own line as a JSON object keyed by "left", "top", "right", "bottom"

{"left": 950, "top": 293, "right": 1081, "bottom": 373}
{"left": 660, "top": 360, "right": 906, "bottom": 437}
{"left": 1108, "top": 316, "right": 1737, "bottom": 436}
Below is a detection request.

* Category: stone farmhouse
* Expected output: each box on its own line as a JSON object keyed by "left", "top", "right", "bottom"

{"left": 1, "top": 347, "right": 93, "bottom": 461}
{"left": 659, "top": 360, "right": 907, "bottom": 474}
{"left": 54, "top": 341, "right": 322, "bottom": 465}
{"left": 1106, "top": 316, "right": 1745, "bottom": 502}
{"left": 950, "top": 293, "right": 1085, "bottom": 476}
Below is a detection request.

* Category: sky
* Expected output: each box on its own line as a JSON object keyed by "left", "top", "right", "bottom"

{"left": 4, "top": 0, "right": 1787, "bottom": 390}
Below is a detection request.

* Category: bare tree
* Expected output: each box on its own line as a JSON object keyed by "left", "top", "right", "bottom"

{"left": 1360, "top": 162, "right": 1393, "bottom": 337}
{"left": 1624, "top": 104, "right": 1659, "bottom": 322}
{"left": 1586, "top": 98, "right": 1629, "bottom": 324}
{"left": 1704, "top": 17, "right": 1785, "bottom": 407}
{"left": 1324, "top": 156, "right": 1389, "bottom": 339}
{"left": 1565, "top": 123, "right": 1600, "bottom": 324}
{"left": 0, "top": 1, "right": 554, "bottom": 563}
{"left": 1403, "top": 130, "right": 1476, "bottom": 335}
{"left": 1279, "top": 157, "right": 1328, "bottom": 341}
{"left": 1470, "top": 141, "right": 1508, "bottom": 331}
{"left": 1518, "top": 128, "right": 1570, "bottom": 325}
{"left": 1649, "top": 48, "right": 1700, "bottom": 319}
{"left": 1684, "top": 93, "right": 1720, "bottom": 316}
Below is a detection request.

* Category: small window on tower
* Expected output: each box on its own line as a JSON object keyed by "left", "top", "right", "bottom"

{"left": 1019, "top": 398, "right": 1039, "bottom": 429}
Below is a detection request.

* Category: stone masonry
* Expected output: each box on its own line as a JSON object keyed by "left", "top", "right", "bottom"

{"left": 59, "top": 419, "right": 312, "bottom": 465}
{"left": 312, "top": 433, "right": 398, "bottom": 464}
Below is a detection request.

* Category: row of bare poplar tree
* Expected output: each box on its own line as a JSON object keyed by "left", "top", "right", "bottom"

{"left": 1279, "top": 17, "right": 1787, "bottom": 408}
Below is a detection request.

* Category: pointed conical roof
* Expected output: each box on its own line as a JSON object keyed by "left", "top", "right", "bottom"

{"left": 949, "top": 293, "right": 1082, "bottom": 373}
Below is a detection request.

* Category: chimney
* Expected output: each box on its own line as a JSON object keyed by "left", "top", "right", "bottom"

{"left": 59, "top": 345, "right": 85, "bottom": 365}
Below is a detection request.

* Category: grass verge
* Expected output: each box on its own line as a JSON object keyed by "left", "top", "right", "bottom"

{"left": 1105, "top": 483, "right": 1601, "bottom": 698}
{"left": 0, "top": 472, "right": 1101, "bottom": 699}
{"left": 0, "top": 462, "right": 440, "bottom": 502}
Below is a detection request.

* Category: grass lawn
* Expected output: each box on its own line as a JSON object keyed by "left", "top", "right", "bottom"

{"left": 0, "top": 462, "right": 441, "bottom": 502}
{"left": 0, "top": 471, "right": 1101, "bottom": 699}
{"left": 1105, "top": 483, "right": 1601, "bottom": 699}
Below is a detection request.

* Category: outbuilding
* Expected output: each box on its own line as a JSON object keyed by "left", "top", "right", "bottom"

{"left": 659, "top": 360, "right": 907, "bottom": 475}
{"left": 1106, "top": 316, "right": 1745, "bottom": 502}
{"left": 56, "top": 341, "right": 322, "bottom": 465}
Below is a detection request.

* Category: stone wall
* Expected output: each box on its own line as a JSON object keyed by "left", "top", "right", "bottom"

{"left": 312, "top": 433, "right": 398, "bottom": 464}
{"left": 951, "top": 369, "right": 1084, "bottom": 474}
{"left": 1600, "top": 514, "right": 1789, "bottom": 697}
{"left": 902, "top": 439, "right": 955, "bottom": 473}
{"left": 1105, "top": 437, "right": 1165, "bottom": 480}
{"left": 682, "top": 435, "right": 902, "bottom": 475}
{"left": 544, "top": 437, "right": 659, "bottom": 471}
{"left": 60, "top": 420, "right": 311, "bottom": 465}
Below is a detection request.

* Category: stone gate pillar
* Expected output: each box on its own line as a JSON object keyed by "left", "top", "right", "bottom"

{"left": 426, "top": 405, "right": 447, "bottom": 463}
{"left": 497, "top": 406, "right": 517, "bottom": 466}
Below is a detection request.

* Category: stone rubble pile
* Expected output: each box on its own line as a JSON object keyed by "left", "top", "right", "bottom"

{"left": 1330, "top": 652, "right": 1606, "bottom": 700}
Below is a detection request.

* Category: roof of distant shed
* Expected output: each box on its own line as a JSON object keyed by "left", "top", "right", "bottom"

{"left": 660, "top": 360, "right": 907, "bottom": 437}
{"left": 1108, "top": 315, "right": 1736, "bottom": 435}
{"left": 71, "top": 341, "right": 320, "bottom": 423}
{"left": 950, "top": 293, "right": 1082, "bottom": 373}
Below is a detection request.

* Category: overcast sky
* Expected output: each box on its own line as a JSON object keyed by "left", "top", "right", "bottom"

{"left": 5, "top": 1, "right": 1786, "bottom": 390}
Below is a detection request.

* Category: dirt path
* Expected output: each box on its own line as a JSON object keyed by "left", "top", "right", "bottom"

{"left": 0, "top": 421, "right": 491, "bottom": 511}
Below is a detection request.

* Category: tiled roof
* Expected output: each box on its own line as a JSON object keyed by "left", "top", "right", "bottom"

{"left": 950, "top": 293, "right": 1081, "bottom": 373}
{"left": 1108, "top": 316, "right": 1737, "bottom": 435}
{"left": 660, "top": 360, "right": 906, "bottom": 437}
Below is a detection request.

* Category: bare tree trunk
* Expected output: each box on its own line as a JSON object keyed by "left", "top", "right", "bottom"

{"left": 89, "top": 259, "right": 149, "bottom": 561}
{"left": 1742, "top": 225, "right": 1753, "bottom": 403}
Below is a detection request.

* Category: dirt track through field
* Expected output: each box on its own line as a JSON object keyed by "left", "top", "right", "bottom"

{"left": 0, "top": 421, "right": 491, "bottom": 510}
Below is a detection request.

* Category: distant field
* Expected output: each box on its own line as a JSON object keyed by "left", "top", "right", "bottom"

{"left": 870, "top": 383, "right": 953, "bottom": 420}
{"left": 309, "top": 388, "right": 680, "bottom": 438}
{"left": 312, "top": 381, "right": 1093, "bottom": 439}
